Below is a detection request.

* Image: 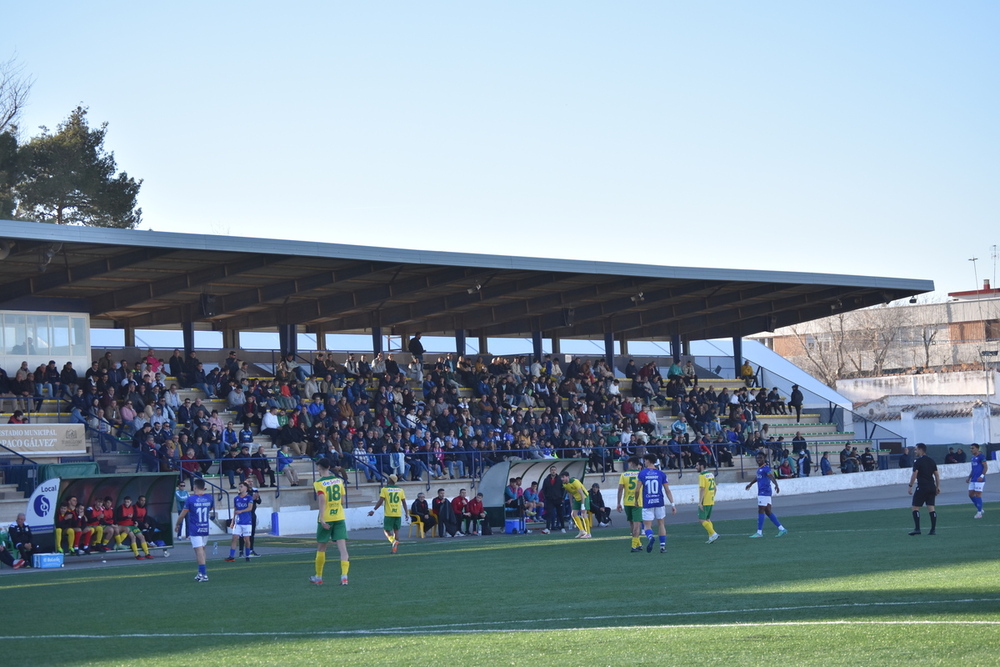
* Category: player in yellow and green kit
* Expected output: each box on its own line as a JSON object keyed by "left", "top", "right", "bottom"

{"left": 312, "top": 458, "right": 350, "bottom": 586}
{"left": 560, "top": 471, "right": 591, "bottom": 538}
{"left": 616, "top": 456, "right": 644, "bottom": 552}
{"left": 368, "top": 474, "right": 407, "bottom": 553}
{"left": 697, "top": 461, "right": 720, "bottom": 544}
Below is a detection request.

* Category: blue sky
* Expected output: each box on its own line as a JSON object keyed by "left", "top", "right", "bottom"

{"left": 5, "top": 2, "right": 998, "bottom": 298}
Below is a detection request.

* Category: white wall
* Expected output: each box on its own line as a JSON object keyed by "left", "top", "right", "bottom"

{"left": 838, "top": 370, "right": 998, "bottom": 404}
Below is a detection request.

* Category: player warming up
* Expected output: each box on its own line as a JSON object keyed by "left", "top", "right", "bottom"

{"left": 908, "top": 443, "right": 941, "bottom": 535}
{"left": 312, "top": 459, "right": 350, "bottom": 586}
{"left": 225, "top": 482, "right": 254, "bottom": 562}
{"left": 369, "top": 474, "right": 407, "bottom": 553}
{"left": 697, "top": 461, "right": 720, "bottom": 543}
{"left": 636, "top": 454, "right": 676, "bottom": 553}
{"left": 560, "top": 471, "right": 592, "bottom": 538}
{"left": 175, "top": 478, "right": 215, "bottom": 581}
{"left": 967, "top": 443, "right": 988, "bottom": 519}
{"left": 616, "top": 457, "right": 644, "bottom": 552}
{"left": 746, "top": 453, "right": 787, "bottom": 538}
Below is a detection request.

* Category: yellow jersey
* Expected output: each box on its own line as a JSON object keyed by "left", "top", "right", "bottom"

{"left": 562, "top": 477, "right": 588, "bottom": 503}
{"left": 618, "top": 470, "right": 642, "bottom": 507}
{"left": 314, "top": 475, "right": 346, "bottom": 523}
{"left": 379, "top": 485, "right": 406, "bottom": 518}
{"left": 698, "top": 471, "right": 717, "bottom": 506}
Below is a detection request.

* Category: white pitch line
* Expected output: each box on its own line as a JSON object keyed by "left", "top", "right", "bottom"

{"left": 0, "top": 597, "right": 995, "bottom": 640}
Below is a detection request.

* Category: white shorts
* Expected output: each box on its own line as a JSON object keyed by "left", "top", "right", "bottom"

{"left": 190, "top": 535, "right": 208, "bottom": 549}
{"left": 969, "top": 481, "right": 985, "bottom": 493}
{"left": 642, "top": 506, "right": 667, "bottom": 522}
{"left": 231, "top": 523, "right": 253, "bottom": 537}
{"left": 757, "top": 495, "right": 773, "bottom": 507}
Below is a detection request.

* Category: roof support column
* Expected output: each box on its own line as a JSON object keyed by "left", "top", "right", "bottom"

{"left": 671, "top": 333, "right": 681, "bottom": 364}
{"left": 618, "top": 334, "right": 628, "bottom": 358}
{"left": 551, "top": 338, "right": 560, "bottom": 355}
{"left": 123, "top": 325, "right": 135, "bottom": 348}
{"left": 478, "top": 333, "right": 489, "bottom": 356}
{"left": 604, "top": 331, "right": 615, "bottom": 373}
{"left": 531, "top": 331, "right": 543, "bottom": 363}
{"left": 223, "top": 329, "right": 239, "bottom": 350}
{"left": 682, "top": 339, "right": 691, "bottom": 357}
{"left": 279, "top": 324, "right": 297, "bottom": 358}
{"left": 455, "top": 329, "right": 467, "bottom": 358}
{"left": 732, "top": 334, "right": 743, "bottom": 381}
{"left": 182, "top": 321, "right": 195, "bottom": 358}
{"left": 372, "top": 327, "right": 383, "bottom": 355}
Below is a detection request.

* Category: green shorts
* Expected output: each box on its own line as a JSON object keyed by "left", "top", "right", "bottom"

{"left": 130, "top": 526, "right": 142, "bottom": 535}
{"left": 625, "top": 505, "right": 643, "bottom": 523}
{"left": 572, "top": 497, "right": 591, "bottom": 512}
{"left": 316, "top": 520, "right": 348, "bottom": 543}
{"left": 698, "top": 505, "right": 714, "bottom": 521}
{"left": 383, "top": 516, "right": 402, "bottom": 532}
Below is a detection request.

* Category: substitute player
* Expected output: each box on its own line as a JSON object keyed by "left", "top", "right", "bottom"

{"left": 175, "top": 478, "right": 215, "bottom": 581}
{"left": 967, "top": 443, "right": 988, "bottom": 519}
{"left": 616, "top": 456, "right": 643, "bottom": 552}
{"left": 697, "top": 461, "right": 720, "bottom": 544}
{"left": 224, "top": 482, "right": 254, "bottom": 562}
{"left": 560, "top": 471, "right": 591, "bottom": 538}
{"left": 117, "top": 496, "right": 153, "bottom": 559}
{"left": 368, "top": 474, "right": 407, "bottom": 553}
{"left": 312, "top": 459, "right": 350, "bottom": 586}
{"left": 745, "top": 453, "right": 787, "bottom": 538}
{"left": 908, "top": 443, "right": 940, "bottom": 535}
{"left": 636, "top": 454, "right": 676, "bottom": 553}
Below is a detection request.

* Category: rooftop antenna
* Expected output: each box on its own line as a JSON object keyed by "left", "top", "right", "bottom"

{"left": 992, "top": 244, "right": 998, "bottom": 289}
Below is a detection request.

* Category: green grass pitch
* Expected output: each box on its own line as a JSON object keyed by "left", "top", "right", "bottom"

{"left": 3, "top": 504, "right": 998, "bottom": 666}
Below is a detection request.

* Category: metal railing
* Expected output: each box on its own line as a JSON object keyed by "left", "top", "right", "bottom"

{"left": 0, "top": 441, "right": 40, "bottom": 495}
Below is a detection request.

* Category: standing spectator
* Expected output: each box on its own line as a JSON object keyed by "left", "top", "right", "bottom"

{"left": 797, "top": 450, "right": 811, "bottom": 477}
{"left": 174, "top": 480, "right": 190, "bottom": 539}
{"left": 408, "top": 332, "right": 425, "bottom": 381}
{"left": 540, "top": 465, "right": 566, "bottom": 534}
{"left": 788, "top": 384, "right": 804, "bottom": 423}
{"left": 820, "top": 452, "right": 834, "bottom": 475}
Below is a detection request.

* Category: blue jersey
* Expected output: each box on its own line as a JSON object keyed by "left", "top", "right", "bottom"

{"left": 184, "top": 493, "right": 215, "bottom": 536}
{"left": 970, "top": 454, "right": 986, "bottom": 481}
{"left": 756, "top": 465, "right": 773, "bottom": 496}
{"left": 637, "top": 467, "right": 668, "bottom": 508}
{"left": 234, "top": 493, "right": 253, "bottom": 525}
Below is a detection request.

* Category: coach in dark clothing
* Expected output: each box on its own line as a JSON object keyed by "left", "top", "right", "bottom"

{"left": 9, "top": 513, "right": 34, "bottom": 565}
{"left": 908, "top": 443, "right": 940, "bottom": 536}
{"left": 540, "top": 466, "right": 565, "bottom": 532}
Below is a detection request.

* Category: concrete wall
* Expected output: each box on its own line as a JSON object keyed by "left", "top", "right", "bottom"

{"left": 838, "top": 370, "right": 998, "bottom": 403}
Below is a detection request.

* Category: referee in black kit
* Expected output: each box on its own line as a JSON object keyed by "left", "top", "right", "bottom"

{"left": 908, "top": 443, "right": 941, "bottom": 536}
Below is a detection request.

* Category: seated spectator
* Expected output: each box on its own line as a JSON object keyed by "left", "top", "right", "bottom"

{"left": 410, "top": 492, "right": 437, "bottom": 535}
{"left": 840, "top": 445, "right": 860, "bottom": 473}
{"left": 523, "top": 481, "right": 541, "bottom": 520}
{"left": 453, "top": 488, "right": 472, "bottom": 534}
{"left": 251, "top": 445, "right": 277, "bottom": 487}
{"left": 465, "top": 492, "right": 487, "bottom": 535}
{"left": 820, "top": 452, "right": 834, "bottom": 475}
{"left": 739, "top": 359, "right": 754, "bottom": 387}
{"left": 589, "top": 483, "right": 611, "bottom": 527}
{"left": 277, "top": 446, "right": 300, "bottom": 486}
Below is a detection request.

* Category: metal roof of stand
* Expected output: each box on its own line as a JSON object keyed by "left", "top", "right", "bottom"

{"left": 0, "top": 219, "right": 934, "bottom": 340}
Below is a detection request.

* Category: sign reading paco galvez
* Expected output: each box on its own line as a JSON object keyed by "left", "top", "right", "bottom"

{"left": 0, "top": 424, "right": 88, "bottom": 457}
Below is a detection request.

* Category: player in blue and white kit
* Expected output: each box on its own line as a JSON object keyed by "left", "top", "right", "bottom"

{"left": 174, "top": 478, "right": 215, "bottom": 582}
{"left": 636, "top": 454, "right": 676, "bottom": 553}
{"left": 225, "top": 482, "right": 254, "bottom": 563}
{"left": 745, "top": 453, "right": 787, "bottom": 538}
{"left": 967, "top": 443, "right": 988, "bottom": 519}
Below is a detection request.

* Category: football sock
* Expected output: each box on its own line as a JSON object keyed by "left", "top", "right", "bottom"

{"left": 141, "top": 542, "right": 149, "bottom": 556}
{"left": 198, "top": 564, "right": 207, "bottom": 576}
{"left": 971, "top": 496, "right": 980, "bottom": 509}
{"left": 103, "top": 532, "right": 114, "bottom": 545}
{"left": 702, "top": 520, "right": 715, "bottom": 537}
{"left": 130, "top": 542, "right": 139, "bottom": 556}
{"left": 912, "top": 510, "right": 920, "bottom": 531}
{"left": 768, "top": 514, "right": 782, "bottom": 528}
{"left": 81, "top": 531, "right": 92, "bottom": 548}
{"left": 584, "top": 515, "right": 592, "bottom": 533}
{"left": 573, "top": 516, "right": 584, "bottom": 532}
{"left": 72, "top": 530, "right": 81, "bottom": 547}
{"left": 929, "top": 512, "right": 937, "bottom": 530}
{"left": 757, "top": 515, "right": 765, "bottom": 532}
{"left": 66, "top": 529, "right": 76, "bottom": 549}
{"left": 385, "top": 532, "right": 394, "bottom": 544}
{"left": 644, "top": 528, "right": 653, "bottom": 541}
{"left": 974, "top": 497, "right": 983, "bottom": 511}
{"left": 340, "top": 560, "right": 350, "bottom": 576}
{"left": 315, "top": 552, "right": 326, "bottom": 578}
{"left": 115, "top": 532, "right": 127, "bottom": 546}
{"left": 631, "top": 536, "right": 641, "bottom": 548}
{"left": 229, "top": 548, "right": 236, "bottom": 559}
{"left": 94, "top": 526, "right": 104, "bottom": 543}
{"left": 54, "top": 528, "right": 63, "bottom": 550}
{"left": 659, "top": 535, "right": 666, "bottom": 547}
{"left": 244, "top": 547, "right": 251, "bottom": 557}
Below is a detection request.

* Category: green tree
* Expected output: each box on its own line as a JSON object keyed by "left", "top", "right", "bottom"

{"left": 16, "top": 106, "right": 142, "bottom": 228}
